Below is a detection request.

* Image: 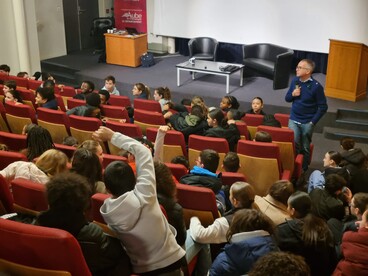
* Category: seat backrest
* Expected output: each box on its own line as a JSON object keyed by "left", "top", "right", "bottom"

{"left": 67, "top": 98, "right": 85, "bottom": 110}
{"left": 17, "top": 87, "right": 37, "bottom": 110}
{"left": 274, "top": 113, "right": 290, "bottom": 128}
{"left": 55, "top": 94, "right": 67, "bottom": 111}
{"left": 0, "top": 174, "right": 14, "bottom": 213}
{"left": 105, "top": 120, "right": 142, "bottom": 138}
{"left": 257, "top": 125, "right": 297, "bottom": 174}
{"left": 188, "top": 134, "right": 229, "bottom": 172}
{"left": 102, "top": 153, "right": 128, "bottom": 169}
{"left": 241, "top": 114, "right": 264, "bottom": 139}
{"left": 0, "top": 131, "right": 27, "bottom": 152}
{"left": 109, "top": 95, "right": 131, "bottom": 108}
{"left": 8, "top": 75, "right": 28, "bottom": 89}
{"left": 5, "top": 102, "right": 37, "bottom": 134}
{"left": 37, "top": 107, "right": 71, "bottom": 144}
{"left": 188, "top": 37, "right": 218, "bottom": 58}
{"left": 134, "top": 109, "right": 165, "bottom": 135}
{"left": 100, "top": 105, "right": 130, "bottom": 122}
{"left": 146, "top": 127, "right": 187, "bottom": 161}
{"left": 134, "top": 98, "right": 162, "bottom": 113}
{"left": 176, "top": 183, "right": 219, "bottom": 228}
{"left": 27, "top": 79, "right": 43, "bottom": 91}
{"left": 54, "top": 143, "right": 76, "bottom": 160}
{"left": 235, "top": 121, "right": 249, "bottom": 140}
{"left": 0, "top": 150, "right": 27, "bottom": 170}
{"left": 0, "top": 219, "right": 91, "bottom": 276}
{"left": 90, "top": 193, "right": 113, "bottom": 235}
{"left": 165, "top": 163, "right": 189, "bottom": 182}
{"left": 237, "top": 140, "right": 283, "bottom": 196}
{"left": 221, "top": 171, "right": 247, "bottom": 187}
{"left": 60, "top": 86, "right": 76, "bottom": 97}
{"left": 11, "top": 178, "right": 48, "bottom": 216}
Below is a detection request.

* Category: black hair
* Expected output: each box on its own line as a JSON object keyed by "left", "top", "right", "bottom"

{"left": 200, "top": 149, "right": 219, "bottom": 173}
{"left": 26, "top": 125, "right": 55, "bottom": 161}
{"left": 324, "top": 174, "right": 346, "bottom": 196}
{"left": 0, "top": 64, "right": 10, "bottom": 73}
{"left": 223, "top": 96, "right": 240, "bottom": 109}
{"left": 86, "top": 92, "right": 101, "bottom": 107}
{"left": 208, "top": 108, "right": 228, "bottom": 128}
{"left": 104, "top": 75, "right": 116, "bottom": 83}
{"left": 104, "top": 161, "right": 136, "bottom": 196}
{"left": 82, "top": 80, "right": 95, "bottom": 92}
{"left": 227, "top": 109, "right": 245, "bottom": 120}
{"left": 43, "top": 79, "right": 55, "bottom": 88}
{"left": 98, "top": 89, "right": 110, "bottom": 102}
{"left": 36, "top": 87, "right": 55, "bottom": 102}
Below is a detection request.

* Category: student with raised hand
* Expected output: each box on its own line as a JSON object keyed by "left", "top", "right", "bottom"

{"left": 92, "top": 126, "right": 186, "bottom": 275}
{"left": 210, "top": 209, "right": 278, "bottom": 276}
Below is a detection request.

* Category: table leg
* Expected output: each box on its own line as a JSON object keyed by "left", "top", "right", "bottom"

{"left": 226, "top": 75, "right": 230, "bottom": 94}
{"left": 177, "top": 68, "right": 180, "bottom": 86}
{"left": 240, "top": 68, "right": 244, "bottom": 87}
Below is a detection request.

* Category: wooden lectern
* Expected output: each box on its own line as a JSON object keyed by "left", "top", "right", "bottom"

{"left": 325, "top": 39, "right": 368, "bottom": 102}
{"left": 105, "top": 33, "right": 148, "bottom": 67}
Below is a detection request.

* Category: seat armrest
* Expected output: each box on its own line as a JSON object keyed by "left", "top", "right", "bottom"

{"left": 293, "top": 154, "right": 304, "bottom": 179}
{"left": 281, "top": 169, "right": 291, "bottom": 181}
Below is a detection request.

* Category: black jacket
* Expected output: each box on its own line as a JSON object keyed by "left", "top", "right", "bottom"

{"left": 204, "top": 124, "right": 240, "bottom": 151}
{"left": 180, "top": 173, "right": 222, "bottom": 194}
{"left": 341, "top": 148, "right": 366, "bottom": 176}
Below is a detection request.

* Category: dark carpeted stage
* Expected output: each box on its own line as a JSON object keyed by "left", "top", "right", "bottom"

{"left": 41, "top": 49, "right": 368, "bottom": 169}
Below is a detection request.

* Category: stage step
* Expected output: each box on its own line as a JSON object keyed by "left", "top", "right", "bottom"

{"left": 40, "top": 60, "right": 79, "bottom": 86}
{"left": 323, "top": 126, "right": 368, "bottom": 144}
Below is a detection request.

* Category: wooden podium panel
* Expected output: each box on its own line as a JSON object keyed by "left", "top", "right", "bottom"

{"left": 325, "top": 39, "right": 368, "bottom": 102}
{"left": 105, "top": 33, "right": 148, "bottom": 67}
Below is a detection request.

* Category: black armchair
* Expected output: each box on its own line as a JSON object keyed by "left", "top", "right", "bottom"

{"left": 242, "top": 43, "right": 294, "bottom": 89}
{"left": 188, "top": 37, "right": 219, "bottom": 61}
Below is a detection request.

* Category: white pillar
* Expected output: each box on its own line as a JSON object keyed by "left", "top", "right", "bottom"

{"left": 167, "top": 37, "right": 176, "bottom": 54}
{"left": 12, "top": 0, "right": 31, "bottom": 74}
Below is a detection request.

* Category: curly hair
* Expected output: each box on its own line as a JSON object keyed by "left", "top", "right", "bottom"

{"left": 249, "top": 252, "right": 311, "bottom": 276}
{"left": 26, "top": 125, "right": 55, "bottom": 161}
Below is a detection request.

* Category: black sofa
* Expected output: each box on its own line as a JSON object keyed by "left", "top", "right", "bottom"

{"left": 242, "top": 43, "right": 294, "bottom": 90}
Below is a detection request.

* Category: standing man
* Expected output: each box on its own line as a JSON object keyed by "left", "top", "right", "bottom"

{"left": 285, "top": 59, "right": 328, "bottom": 172}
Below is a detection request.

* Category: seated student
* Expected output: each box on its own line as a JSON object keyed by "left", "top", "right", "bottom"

{"left": 204, "top": 108, "right": 240, "bottom": 151}
{"left": 35, "top": 172, "right": 131, "bottom": 275}
{"left": 255, "top": 180, "right": 294, "bottom": 225}
{"left": 0, "top": 149, "right": 68, "bottom": 184}
{"left": 334, "top": 209, "right": 368, "bottom": 276}
{"left": 3, "top": 80, "right": 23, "bottom": 105}
{"left": 98, "top": 89, "right": 111, "bottom": 105}
{"left": 254, "top": 131, "right": 272, "bottom": 142}
{"left": 210, "top": 209, "right": 278, "bottom": 276}
{"left": 63, "top": 136, "right": 78, "bottom": 147}
{"left": 132, "top": 82, "right": 151, "bottom": 99}
{"left": 310, "top": 174, "right": 351, "bottom": 222}
{"left": 339, "top": 137, "right": 366, "bottom": 177}
{"left": 245, "top": 96, "right": 266, "bottom": 115}
{"left": 74, "top": 80, "right": 95, "bottom": 100}
{"left": 276, "top": 191, "right": 337, "bottom": 276}
{"left": 0, "top": 64, "right": 10, "bottom": 75}
{"left": 21, "top": 125, "right": 55, "bottom": 161}
{"left": 248, "top": 252, "right": 311, "bottom": 276}
{"left": 66, "top": 92, "right": 101, "bottom": 118}
{"left": 190, "top": 182, "right": 257, "bottom": 244}
{"left": 101, "top": 75, "right": 119, "bottom": 95}
{"left": 153, "top": 86, "right": 172, "bottom": 111}
{"left": 92, "top": 126, "right": 186, "bottom": 275}
{"left": 261, "top": 114, "right": 282, "bottom": 127}
{"left": 70, "top": 148, "right": 106, "bottom": 194}
{"left": 35, "top": 87, "right": 58, "bottom": 110}
{"left": 226, "top": 109, "right": 245, "bottom": 122}
{"left": 171, "top": 155, "right": 190, "bottom": 173}
{"left": 222, "top": 152, "right": 240, "bottom": 173}
{"left": 308, "top": 151, "right": 350, "bottom": 193}
{"left": 77, "top": 139, "right": 104, "bottom": 165}
{"left": 168, "top": 104, "right": 208, "bottom": 142}
{"left": 219, "top": 95, "right": 240, "bottom": 112}
{"left": 180, "top": 149, "right": 227, "bottom": 212}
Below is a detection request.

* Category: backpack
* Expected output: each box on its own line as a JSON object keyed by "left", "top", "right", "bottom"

{"left": 141, "top": 52, "right": 155, "bottom": 67}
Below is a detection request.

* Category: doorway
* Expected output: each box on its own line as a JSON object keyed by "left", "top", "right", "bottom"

{"left": 63, "top": 0, "right": 99, "bottom": 53}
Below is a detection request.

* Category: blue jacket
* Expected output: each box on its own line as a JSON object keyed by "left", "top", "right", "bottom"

{"left": 210, "top": 231, "right": 278, "bottom": 276}
{"left": 285, "top": 76, "right": 327, "bottom": 125}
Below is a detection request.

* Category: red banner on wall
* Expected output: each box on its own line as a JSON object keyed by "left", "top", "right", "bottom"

{"left": 114, "top": 0, "right": 147, "bottom": 33}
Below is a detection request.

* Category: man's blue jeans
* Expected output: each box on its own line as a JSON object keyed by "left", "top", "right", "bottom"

{"left": 288, "top": 119, "right": 314, "bottom": 171}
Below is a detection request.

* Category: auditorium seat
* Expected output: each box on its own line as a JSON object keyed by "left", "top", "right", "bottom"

{"left": 67, "top": 98, "right": 85, "bottom": 110}
{"left": 0, "top": 149, "right": 27, "bottom": 170}
{"left": 102, "top": 153, "right": 128, "bottom": 169}
{"left": 237, "top": 140, "right": 291, "bottom": 196}
{"left": 0, "top": 131, "right": 27, "bottom": 152}
{"left": 134, "top": 98, "right": 162, "bottom": 113}
{"left": 241, "top": 113, "right": 264, "bottom": 139}
{"left": 8, "top": 75, "right": 28, "bottom": 89}
{"left": 17, "top": 87, "right": 37, "bottom": 110}
{"left": 5, "top": 102, "right": 37, "bottom": 134}
{"left": 221, "top": 171, "right": 247, "bottom": 187}
{"left": 188, "top": 134, "right": 229, "bottom": 172}
{"left": 274, "top": 113, "right": 290, "bottom": 128}
{"left": 109, "top": 95, "right": 131, "bottom": 108}
{"left": 27, "top": 79, "right": 42, "bottom": 91}
{"left": 0, "top": 219, "right": 91, "bottom": 276}
{"left": 100, "top": 104, "right": 130, "bottom": 122}
{"left": 0, "top": 174, "right": 14, "bottom": 213}
{"left": 134, "top": 109, "right": 165, "bottom": 135}
{"left": 165, "top": 163, "right": 189, "bottom": 182}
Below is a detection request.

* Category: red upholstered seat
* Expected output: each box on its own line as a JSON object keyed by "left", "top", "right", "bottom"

{"left": 102, "top": 153, "right": 127, "bottom": 169}
{"left": 134, "top": 109, "right": 165, "bottom": 135}
{"left": 67, "top": 98, "right": 85, "bottom": 110}
{"left": 0, "top": 174, "right": 14, "bottom": 213}
{"left": 274, "top": 113, "right": 290, "bottom": 128}
{"left": 5, "top": 102, "right": 37, "bottom": 134}
{"left": 8, "top": 75, "right": 28, "bottom": 89}
{"left": 0, "top": 131, "right": 27, "bottom": 152}
{"left": 241, "top": 113, "right": 264, "bottom": 139}
{"left": 0, "top": 150, "right": 27, "bottom": 170}
{"left": 221, "top": 171, "right": 247, "bottom": 186}
{"left": 109, "top": 95, "right": 131, "bottom": 108}
{"left": 165, "top": 163, "right": 189, "bottom": 181}
{"left": 134, "top": 98, "right": 162, "bottom": 113}
{"left": 0, "top": 219, "right": 91, "bottom": 276}
{"left": 188, "top": 134, "right": 229, "bottom": 172}
{"left": 100, "top": 104, "right": 130, "bottom": 122}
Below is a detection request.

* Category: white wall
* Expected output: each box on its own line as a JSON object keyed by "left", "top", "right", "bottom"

{"left": 152, "top": 0, "right": 368, "bottom": 53}
{"left": 34, "top": 0, "right": 66, "bottom": 60}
